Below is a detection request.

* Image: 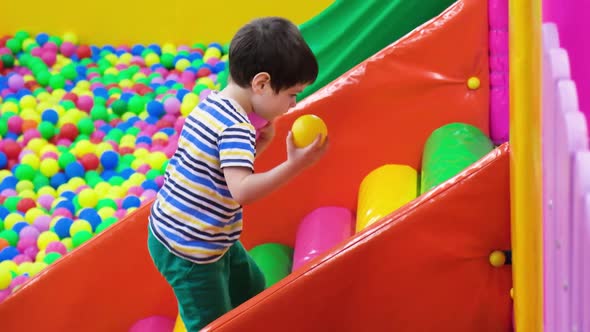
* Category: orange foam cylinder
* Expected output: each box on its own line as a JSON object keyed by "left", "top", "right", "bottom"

{"left": 355, "top": 164, "right": 418, "bottom": 232}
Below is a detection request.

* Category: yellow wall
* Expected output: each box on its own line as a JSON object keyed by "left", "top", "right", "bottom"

{"left": 0, "top": 1, "right": 333, "bottom": 46}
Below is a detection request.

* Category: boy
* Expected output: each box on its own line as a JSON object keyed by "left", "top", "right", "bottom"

{"left": 147, "top": 17, "right": 328, "bottom": 331}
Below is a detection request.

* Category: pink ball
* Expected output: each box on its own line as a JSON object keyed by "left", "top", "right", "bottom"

{"left": 43, "top": 42, "right": 58, "bottom": 53}
{"left": 143, "top": 125, "right": 157, "bottom": 136}
{"left": 166, "top": 73, "right": 180, "bottom": 82}
{"left": 45, "top": 241, "right": 67, "bottom": 255}
{"left": 140, "top": 68, "right": 151, "bottom": 76}
{"left": 206, "top": 58, "right": 219, "bottom": 66}
{"left": 10, "top": 275, "right": 28, "bottom": 290}
{"left": 77, "top": 95, "right": 94, "bottom": 112}
{"left": 151, "top": 77, "right": 165, "bottom": 85}
{"left": 56, "top": 138, "right": 73, "bottom": 147}
{"left": 18, "top": 149, "right": 34, "bottom": 160}
{"left": 155, "top": 68, "right": 168, "bottom": 76}
{"left": 38, "top": 195, "right": 54, "bottom": 210}
{"left": 174, "top": 118, "right": 185, "bottom": 133}
{"left": 41, "top": 51, "right": 57, "bottom": 67}
{"left": 23, "top": 129, "right": 41, "bottom": 144}
{"left": 115, "top": 64, "right": 127, "bottom": 71}
{"left": 7, "top": 116, "right": 23, "bottom": 134}
{"left": 162, "top": 114, "right": 177, "bottom": 125}
{"left": 155, "top": 176, "right": 165, "bottom": 188}
{"left": 114, "top": 198, "right": 123, "bottom": 209}
{"left": 129, "top": 316, "right": 175, "bottom": 332}
{"left": 31, "top": 48, "right": 43, "bottom": 57}
{"left": 94, "top": 120, "right": 106, "bottom": 128}
{"left": 88, "top": 72, "right": 100, "bottom": 80}
{"left": 23, "top": 247, "right": 39, "bottom": 260}
{"left": 164, "top": 146, "right": 176, "bottom": 158}
{"left": 114, "top": 209, "right": 127, "bottom": 219}
{"left": 128, "top": 186, "right": 144, "bottom": 196}
{"left": 0, "top": 289, "right": 11, "bottom": 303}
{"left": 8, "top": 75, "right": 25, "bottom": 91}
{"left": 60, "top": 42, "right": 77, "bottom": 57}
{"left": 130, "top": 56, "right": 144, "bottom": 66}
{"left": 19, "top": 225, "right": 40, "bottom": 240}
{"left": 199, "top": 89, "right": 211, "bottom": 101}
{"left": 13, "top": 254, "right": 32, "bottom": 265}
{"left": 0, "top": 48, "right": 10, "bottom": 56}
{"left": 41, "top": 151, "right": 59, "bottom": 160}
{"left": 1, "top": 189, "right": 17, "bottom": 197}
{"left": 181, "top": 71, "right": 196, "bottom": 84}
{"left": 135, "top": 121, "right": 147, "bottom": 130}
{"left": 33, "top": 215, "right": 52, "bottom": 232}
{"left": 91, "top": 131, "right": 105, "bottom": 141}
{"left": 141, "top": 189, "right": 157, "bottom": 201}
{"left": 53, "top": 208, "right": 72, "bottom": 219}
{"left": 17, "top": 237, "right": 37, "bottom": 252}
{"left": 137, "top": 164, "right": 150, "bottom": 174}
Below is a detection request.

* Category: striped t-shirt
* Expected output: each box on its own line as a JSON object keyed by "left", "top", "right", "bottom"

{"left": 149, "top": 92, "right": 256, "bottom": 264}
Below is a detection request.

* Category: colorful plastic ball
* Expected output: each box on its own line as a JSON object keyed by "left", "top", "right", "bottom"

{"left": 17, "top": 236, "right": 36, "bottom": 252}
{"left": 52, "top": 217, "right": 73, "bottom": 239}
{"left": 122, "top": 196, "right": 141, "bottom": 209}
{"left": 77, "top": 118, "right": 94, "bottom": 135}
{"left": 41, "top": 109, "right": 59, "bottom": 124}
{"left": 0, "top": 229, "right": 18, "bottom": 247}
{"left": 14, "top": 164, "right": 35, "bottom": 181}
{"left": 0, "top": 246, "right": 19, "bottom": 262}
{"left": 45, "top": 241, "right": 67, "bottom": 255}
{"left": 72, "top": 230, "right": 92, "bottom": 248}
{"left": 40, "top": 158, "right": 59, "bottom": 177}
{"left": 19, "top": 225, "right": 40, "bottom": 240}
{"left": 0, "top": 268, "right": 12, "bottom": 290}
{"left": 111, "top": 99, "right": 128, "bottom": 115}
{"left": 8, "top": 75, "right": 25, "bottom": 91}
{"left": 291, "top": 114, "right": 328, "bottom": 148}
{"left": 43, "top": 252, "right": 62, "bottom": 264}
{"left": 65, "top": 162, "right": 85, "bottom": 179}
{"left": 80, "top": 154, "right": 99, "bottom": 171}
{"left": 17, "top": 198, "right": 36, "bottom": 213}
{"left": 11, "top": 222, "right": 28, "bottom": 234}
{"left": 78, "top": 189, "right": 98, "bottom": 208}
{"left": 69, "top": 219, "right": 92, "bottom": 237}
{"left": 37, "top": 231, "right": 59, "bottom": 250}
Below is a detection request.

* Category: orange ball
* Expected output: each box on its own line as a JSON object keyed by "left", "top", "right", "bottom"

{"left": 22, "top": 119, "right": 38, "bottom": 132}
{"left": 0, "top": 238, "right": 8, "bottom": 251}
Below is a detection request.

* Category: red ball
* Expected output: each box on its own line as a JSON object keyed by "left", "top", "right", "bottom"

{"left": 119, "top": 147, "right": 134, "bottom": 155}
{"left": 76, "top": 45, "right": 92, "bottom": 59}
{"left": 110, "top": 119, "right": 122, "bottom": 127}
{"left": 62, "top": 92, "right": 78, "bottom": 103}
{"left": 6, "top": 159, "right": 18, "bottom": 171}
{"left": 197, "top": 67, "right": 211, "bottom": 78}
{"left": 59, "top": 123, "right": 79, "bottom": 142}
{"left": 0, "top": 61, "right": 3, "bottom": 71}
{"left": 80, "top": 153, "right": 99, "bottom": 170}
{"left": 0, "top": 196, "right": 6, "bottom": 205}
{"left": 2, "top": 140, "right": 22, "bottom": 160}
{"left": 17, "top": 198, "right": 37, "bottom": 213}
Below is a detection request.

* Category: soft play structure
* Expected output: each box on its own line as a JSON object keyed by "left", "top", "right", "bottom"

{"left": 0, "top": 0, "right": 587, "bottom": 330}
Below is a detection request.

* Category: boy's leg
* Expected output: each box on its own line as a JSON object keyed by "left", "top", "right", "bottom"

{"left": 227, "top": 241, "right": 266, "bottom": 308}
{"left": 147, "top": 229, "right": 232, "bottom": 331}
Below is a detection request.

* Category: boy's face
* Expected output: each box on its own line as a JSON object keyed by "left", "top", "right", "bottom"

{"left": 252, "top": 83, "right": 307, "bottom": 121}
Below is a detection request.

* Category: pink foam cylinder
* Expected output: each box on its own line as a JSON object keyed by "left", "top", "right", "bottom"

{"left": 292, "top": 206, "right": 354, "bottom": 271}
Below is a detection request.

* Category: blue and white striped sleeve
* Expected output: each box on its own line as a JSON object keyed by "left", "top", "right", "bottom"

{"left": 218, "top": 123, "right": 256, "bottom": 170}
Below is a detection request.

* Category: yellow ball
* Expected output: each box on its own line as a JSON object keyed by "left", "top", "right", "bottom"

{"left": 4, "top": 213, "right": 25, "bottom": 230}
{"left": 68, "top": 177, "right": 86, "bottom": 189}
{"left": 69, "top": 220, "right": 93, "bottom": 237}
{"left": 19, "top": 95, "right": 37, "bottom": 109}
{"left": 74, "top": 140, "right": 95, "bottom": 156}
{"left": 63, "top": 32, "right": 78, "bottom": 44}
{"left": 40, "top": 145, "right": 58, "bottom": 155}
{"left": 25, "top": 208, "right": 45, "bottom": 224}
{"left": 98, "top": 207, "right": 116, "bottom": 219}
{"left": 16, "top": 180, "right": 34, "bottom": 193}
{"left": 204, "top": 48, "right": 222, "bottom": 60}
{"left": 145, "top": 53, "right": 160, "bottom": 67}
{"left": 37, "top": 231, "right": 59, "bottom": 250}
{"left": 40, "top": 158, "right": 60, "bottom": 177}
{"left": 0, "top": 170, "right": 12, "bottom": 181}
{"left": 131, "top": 159, "right": 144, "bottom": 170}
{"left": 119, "top": 79, "right": 133, "bottom": 88}
{"left": 152, "top": 132, "right": 168, "bottom": 141}
{"left": 119, "top": 53, "right": 132, "bottom": 65}
{"left": 467, "top": 76, "right": 481, "bottom": 90}
{"left": 38, "top": 186, "right": 57, "bottom": 197}
{"left": 19, "top": 189, "right": 37, "bottom": 200}
{"left": 291, "top": 114, "right": 328, "bottom": 148}
{"left": 105, "top": 54, "right": 117, "bottom": 65}
{"left": 133, "top": 148, "right": 149, "bottom": 159}
{"left": 35, "top": 250, "right": 46, "bottom": 263}
{"left": 21, "top": 153, "right": 40, "bottom": 169}
{"left": 1, "top": 101, "right": 19, "bottom": 113}
{"left": 94, "top": 182, "right": 111, "bottom": 197}
{"left": 162, "top": 43, "right": 177, "bottom": 54}
{"left": 17, "top": 262, "right": 33, "bottom": 276}
{"left": 489, "top": 250, "right": 506, "bottom": 267}
{"left": 0, "top": 260, "right": 18, "bottom": 274}
{"left": 197, "top": 77, "right": 216, "bottom": 90}
{"left": 29, "top": 262, "right": 48, "bottom": 276}
{"left": 27, "top": 138, "right": 47, "bottom": 155}
{"left": 175, "top": 59, "right": 191, "bottom": 71}
{"left": 106, "top": 186, "right": 125, "bottom": 199}
{"left": 61, "top": 238, "right": 73, "bottom": 251}
{"left": 183, "top": 93, "right": 199, "bottom": 108}
{"left": 96, "top": 142, "right": 114, "bottom": 156}
{"left": 148, "top": 152, "right": 167, "bottom": 170}
{"left": 129, "top": 173, "right": 146, "bottom": 186}
{"left": 79, "top": 189, "right": 98, "bottom": 208}
{"left": 132, "top": 72, "right": 147, "bottom": 81}
{"left": 0, "top": 267, "right": 13, "bottom": 289}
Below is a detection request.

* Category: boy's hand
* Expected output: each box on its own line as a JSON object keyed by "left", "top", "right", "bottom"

{"left": 256, "top": 122, "right": 275, "bottom": 155}
{"left": 285, "top": 131, "right": 328, "bottom": 170}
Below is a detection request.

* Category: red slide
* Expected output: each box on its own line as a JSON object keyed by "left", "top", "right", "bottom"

{"left": 0, "top": 0, "right": 512, "bottom": 330}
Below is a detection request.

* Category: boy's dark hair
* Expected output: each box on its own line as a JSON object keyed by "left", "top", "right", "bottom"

{"left": 228, "top": 17, "right": 318, "bottom": 93}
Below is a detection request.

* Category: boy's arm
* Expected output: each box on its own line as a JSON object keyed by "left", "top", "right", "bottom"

{"left": 223, "top": 132, "right": 327, "bottom": 206}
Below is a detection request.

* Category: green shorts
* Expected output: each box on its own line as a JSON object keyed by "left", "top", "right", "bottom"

{"left": 147, "top": 227, "right": 266, "bottom": 331}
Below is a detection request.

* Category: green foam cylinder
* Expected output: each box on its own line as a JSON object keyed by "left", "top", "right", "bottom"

{"left": 420, "top": 123, "right": 494, "bottom": 194}
{"left": 248, "top": 243, "right": 293, "bottom": 288}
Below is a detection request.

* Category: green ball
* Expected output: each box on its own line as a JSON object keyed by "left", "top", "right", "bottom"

{"left": 18, "top": 54, "right": 32, "bottom": 66}
{"left": 96, "top": 198, "right": 117, "bottom": 211}
{"left": 25, "top": 44, "right": 38, "bottom": 53}
{"left": 217, "top": 70, "right": 229, "bottom": 90}
{"left": 107, "top": 113, "right": 118, "bottom": 122}
{"left": 172, "top": 83, "right": 184, "bottom": 90}
{"left": 0, "top": 120, "right": 8, "bottom": 137}
{"left": 61, "top": 64, "right": 77, "bottom": 80}
{"left": 191, "top": 59, "right": 204, "bottom": 68}
{"left": 58, "top": 152, "right": 77, "bottom": 169}
{"left": 111, "top": 100, "right": 128, "bottom": 116}
{"left": 15, "top": 164, "right": 36, "bottom": 181}
{"left": 72, "top": 230, "right": 93, "bottom": 248}
{"left": 6, "top": 39, "right": 22, "bottom": 54}
{"left": 43, "top": 252, "right": 62, "bottom": 264}
{"left": 90, "top": 105, "right": 109, "bottom": 121}
{"left": 74, "top": 134, "right": 90, "bottom": 143}
{"left": 80, "top": 58, "right": 93, "bottom": 66}
{"left": 155, "top": 86, "right": 169, "bottom": 95}
{"left": 33, "top": 173, "right": 50, "bottom": 191}
{"left": 193, "top": 83, "right": 209, "bottom": 95}
{"left": 1, "top": 54, "right": 15, "bottom": 68}
{"left": 161, "top": 53, "right": 175, "bottom": 69}
{"left": 105, "top": 128, "right": 124, "bottom": 143}
{"left": 95, "top": 218, "right": 117, "bottom": 233}
{"left": 72, "top": 196, "right": 81, "bottom": 211}
{"left": 118, "top": 70, "right": 132, "bottom": 80}
{"left": 0, "top": 230, "right": 18, "bottom": 246}
{"left": 160, "top": 160, "right": 169, "bottom": 173}
{"left": 192, "top": 42, "right": 207, "bottom": 51}
{"left": 222, "top": 42, "right": 230, "bottom": 54}
{"left": 38, "top": 121, "right": 56, "bottom": 139}
{"left": 108, "top": 87, "right": 122, "bottom": 95}
{"left": 86, "top": 176, "right": 102, "bottom": 188}
{"left": 128, "top": 95, "right": 145, "bottom": 114}
{"left": 108, "top": 176, "right": 124, "bottom": 186}
{"left": 4, "top": 197, "right": 20, "bottom": 212}
{"left": 128, "top": 65, "right": 141, "bottom": 75}
{"left": 15, "top": 31, "right": 30, "bottom": 41}
{"left": 48, "top": 36, "right": 62, "bottom": 46}
{"left": 146, "top": 169, "right": 160, "bottom": 180}
{"left": 0, "top": 220, "right": 4, "bottom": 232}
{"left": 61, "top": 100, "right": 76, "bottom": 110}
{"left": 121, "top": 154, "right": 135, "bottom": 164}
{"left": 36, "top": 71, "right": 51, "bottom": 87}
{"left": 77, "top": 118, "right": 94, "bottom": 136}
{"left": 125, "top": 127, "right": 140, "bottom": 136}
{"left": 93, "top": 97, "right": 106, "bottom": 106}
{"left": 49, "top": 74, "right": 66, "bottom": 90}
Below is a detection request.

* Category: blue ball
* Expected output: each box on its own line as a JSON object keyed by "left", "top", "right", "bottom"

{"left": 2, "top": 176, "right": 18, "bottom": 189}
{"left": 78, "top": 208, "right": 101, "bottom": 231}
{"left": 131, "top": 45, "right": 145, "bottom": 56}
{"left": 136, "top": 136, "right": 152, "bottom": 145}
{"left": 16, "top": 88, "right": 32, "bottom": 98}
{"left": 122, "top": 196, "right": 141, "bottom": 209}
{"left": 4, "top": 132, "right": 18, "bottom": 141}
{"left": 100, "top": 151, "right": 119, "bottom": 170}
{"left": 0, "top": 246, "right": 19, "bottom": 262}
{"left": 176, "top": 89, "right": 190, "bottom": 101}
{"left": 65, "top": 162, "right": 85, "bottom": 179}
{"left": 41, "top": 109, "right": 59, "bottom": 124}
{"left": 208, "top": 42, "right": 223, "bottom": 52}
{"left": 102, "top": 45, "right": 116, "bottom": 53}
{"left": 119, "top": 168, "right": 135, "bottom": 180}
{"left": 101, "top": 170, "right": 117, "bottom": 181}
{"left": 93, "top": 87, "right": 109, "bottom": 99}
{"left": 164, "top": 80, "right": 176, "bottom": 88}
{"left": 50, "top": 172, "right": 67, "bottom": 189}
{"left": 36, "top": 33, "right": 49, "bottom": 46}
{"left": 141, "top": 179, "right": 159, "bottom": 191}
{"left": 120, "top": 92, "right": 134, "bottom": 102}
{"left": 0, "top": 206, "right": 9, "bottom": 220}
{"left": 116, "top": 122, "right": 131, "bottom": 132}
{"left": 188, "top": 53, "right": 203, "bottom": 62}
{"left": 53, "top": 217, "right": 73, "bottom": 239}
{"left": 76, "top": 65, "right": 87, "bottom": 77}
{"left": 55, "top": 201, "right": 76, "bottom": 215}
{"left": 126, "top": 116, "right": 140, "bottom": 125}
{"left": 146, "top": 100, "right": 165, "bottom": 118}
{"left": 213, "top": 62, "right": 226, "bottom": 73}
{"left": 0, "top": 152, "right": 7, "bottom": 169}
{"left": 148, "top": 44, "right": 162, "bottom": 55}
{"left": 99, "top": 124, "right": 113, "bottom": 133}
{"left": 60, "top": 190, "right": 76, "bottom": 200}
{"left": 159, "top": 128, "right": 175, "bottom": 136}
{"left": 11, "top": 222, "right": 28, "bottom": 234}
{"left": 145, "top": 116, "right": 159, "bottom": 125}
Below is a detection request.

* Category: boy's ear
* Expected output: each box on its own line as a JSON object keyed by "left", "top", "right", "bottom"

{"left": 251, "top": 72, "right": 271, "bottom": 94}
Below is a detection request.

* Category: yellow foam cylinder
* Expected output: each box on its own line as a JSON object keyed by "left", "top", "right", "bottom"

{"left": 355, "top": 164, "right": 418, "bottom": 232}
{"left": 173, "top": 314, "right": 186, "bottom": 332}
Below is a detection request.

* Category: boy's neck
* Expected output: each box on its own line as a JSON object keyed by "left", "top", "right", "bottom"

{"left": 218, "top": 83, "right": 254, "bottom": 114}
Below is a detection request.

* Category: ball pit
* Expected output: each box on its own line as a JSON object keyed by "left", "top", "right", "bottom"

{"left": 0, "top": 30, "right": 229, "bottom": 302}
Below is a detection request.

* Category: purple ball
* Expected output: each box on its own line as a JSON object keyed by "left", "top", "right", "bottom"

{"left": 8, "top": 75, "right": 25, "bottom": 91}
{"left": 45, "top": 241, "right": 67, "bottom": 255}
{"left": 163, "top": 97, "right": 181, "bottom": 114}
{"left": 199, "top": 89, "right": 211, "bottom": 101}
{"left": 33, "top": 215, "right": 52, "bottom": 232}
{"left": 1, "top": 189, "right": 17, "bottom": 197}
{"left": 0, "top": 289, "right": 11, "bottom": 303}
{"left": 23, "top": 247, "right": 39, "bottom": 260}
{"left": 17, "top": 237, "right": 37, "bottom": 252}
{"left": 137, "top": 164, "right": 150, "bottom": 174}
{"left": 155, "top": 176, "right": 165, "bottom": 187}
{"left": 37, "top": 195, "right": 54, "bottom": 210}
{"left": 10, "top": 275, "right": 29, "bottom": 290}
{"left": 19, "top": 225, "right": 40, "bottom": 240}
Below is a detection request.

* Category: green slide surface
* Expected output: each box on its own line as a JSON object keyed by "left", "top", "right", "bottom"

{"left": 299, "top": 0, "right": 458, "bottom": 100}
